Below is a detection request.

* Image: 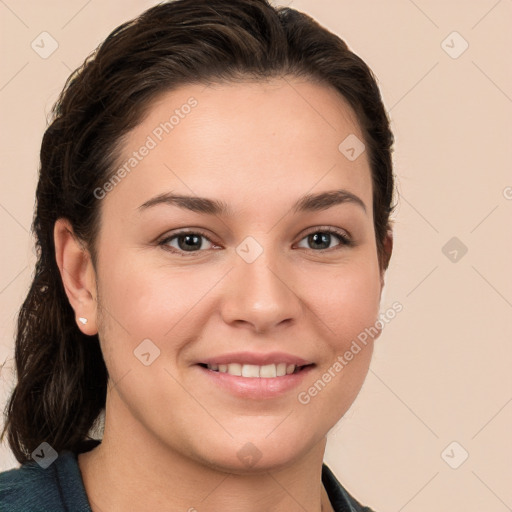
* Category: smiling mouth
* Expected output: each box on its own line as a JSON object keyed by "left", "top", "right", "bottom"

{"left": 197, "top": 362, "right": 314, "bottom": 378}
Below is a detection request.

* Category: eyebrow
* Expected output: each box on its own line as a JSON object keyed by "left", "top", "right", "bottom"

{"left": 138, "top": 189, "right": 367, "bottom": 216}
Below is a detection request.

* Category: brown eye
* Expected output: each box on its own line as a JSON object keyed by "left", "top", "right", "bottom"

{"left": 296, "top": 229, "right": 352, "bottom": 251}
{"left": 159, "top": 231, "right": 215, "bottom": 254}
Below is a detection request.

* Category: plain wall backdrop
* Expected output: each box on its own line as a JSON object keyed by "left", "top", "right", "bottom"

{"left": 1, "top": 1, "right": 511, "bottom": 511}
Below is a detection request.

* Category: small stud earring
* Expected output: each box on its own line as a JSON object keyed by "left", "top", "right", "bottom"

{"left": 78, "top": 317, "right": 88, "bottom": 325}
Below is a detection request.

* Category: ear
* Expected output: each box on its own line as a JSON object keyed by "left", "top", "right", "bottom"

{"left": 54, "top": 218, "right": 98, "bottom": 336}
{"left": 379, "top": 228, "right": 393, "bottom": 291}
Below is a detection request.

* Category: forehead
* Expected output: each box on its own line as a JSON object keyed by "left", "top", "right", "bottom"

{"left": 102, "top": 78, "right": 372, "bottom": 217}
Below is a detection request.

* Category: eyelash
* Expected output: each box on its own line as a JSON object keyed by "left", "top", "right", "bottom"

{"left": 158, "top": 227, "right": 353, "bottom": 257}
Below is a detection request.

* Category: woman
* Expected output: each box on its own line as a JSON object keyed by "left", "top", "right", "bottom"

{"left": 0, "top": 0, "right": 395, "bottom": 510}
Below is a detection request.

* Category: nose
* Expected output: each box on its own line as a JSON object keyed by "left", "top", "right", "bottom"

{"left": 220, "top": 247, "right": 303, "bottom": 334}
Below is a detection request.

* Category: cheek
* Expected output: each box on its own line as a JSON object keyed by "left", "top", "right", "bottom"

{"left": 98, "top": 247, "right": 200, "bottom": 320}
{"left": 95, "top": 256, "right": 215, "bottom": 365}
{"left": 292, "top": 263, "right": 381, "bottom": 429}
{"left": 300, "top": 259, "right": 382, "bottom": 348}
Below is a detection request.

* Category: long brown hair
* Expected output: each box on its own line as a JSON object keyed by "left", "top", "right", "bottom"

{"left": 1, "top": 0, "right": 395, "bottom": 464}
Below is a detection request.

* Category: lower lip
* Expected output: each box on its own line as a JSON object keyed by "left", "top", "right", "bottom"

{"left": 196, "top": 364, "right": 315, "bottom": 400}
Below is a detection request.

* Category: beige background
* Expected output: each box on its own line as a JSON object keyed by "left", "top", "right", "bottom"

{"left": 1, "top": 1, "right": 511, "bottom": 510}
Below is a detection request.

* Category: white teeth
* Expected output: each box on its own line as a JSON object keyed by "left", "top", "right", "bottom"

{"left": 276, "top": 363, "right": 287, "bottom": 377}
{"left": 259, "top": 364, "right": 277, "bottom": 378}
{"left": 227, "top": 363, "right": 242, "bottom": 376}
{"left": 242, "top": 364, "right": 260, "bottom": 377}
{"left": 207, "top": 362, "right": 298, "bottom": 378}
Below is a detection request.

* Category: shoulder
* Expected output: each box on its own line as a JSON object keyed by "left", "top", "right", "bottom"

{"left": 0, "top": 450, "right": 91, "bottom": 512}
{"left": 322, "top": 463, "right": 377, "bottom": 512}
{"left": 0, "top": 458, "right": 65, "bottom": 512}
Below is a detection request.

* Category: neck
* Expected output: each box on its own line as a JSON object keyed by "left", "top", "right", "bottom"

{"left": 78, "top": 394, "right": 333, "bottom": 512}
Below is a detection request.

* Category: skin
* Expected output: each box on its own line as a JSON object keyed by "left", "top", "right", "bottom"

{"left": 54, "top": 77, "right": 392, "bottom": 512}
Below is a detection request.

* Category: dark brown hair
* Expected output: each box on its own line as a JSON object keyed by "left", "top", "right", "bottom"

{"left": 2, "top": 0, "right": 395, "bottom": 463}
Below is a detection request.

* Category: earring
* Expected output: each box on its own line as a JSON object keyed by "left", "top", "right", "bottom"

{"left": 78, "top": 317, "right": 88, "bottom": 325}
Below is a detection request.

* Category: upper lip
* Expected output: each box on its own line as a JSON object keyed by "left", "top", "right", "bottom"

{"left": 198, "top": 351, "right": 314, "bottom": 367}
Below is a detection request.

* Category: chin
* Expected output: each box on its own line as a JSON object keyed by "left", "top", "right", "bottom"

{"left": 187, "top": 427, "right": 322, "bottom": 475}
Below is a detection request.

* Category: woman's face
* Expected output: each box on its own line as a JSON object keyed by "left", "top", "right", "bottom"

{"left": 92, "top": 78, "right": 385, "bottom": 471}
